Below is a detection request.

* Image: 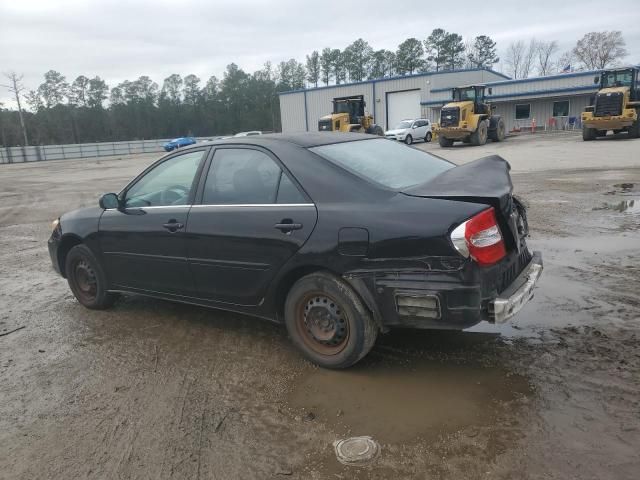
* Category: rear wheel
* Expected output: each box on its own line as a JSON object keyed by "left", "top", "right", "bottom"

{"left": 438, "top": 135, "right": 454, "bottom": 147}
{"left": 470, "top": 120, "right": 488, "bottom": 146}
{"left": 425, "top": 131, "right": 432, "bottom": 143}
{"left": 284, "top": 272, "right": 378, "bottom": 369}
{"left": 65, "top": 244, "right": 116, "bottom": 309}
{"left": 489, "top": 118, "right": 505, "bottom": 142}
{"left": 582, "top": 125, "right": 597, "bottom": 141}
{"left": 404, "top": 134, "right": 413, "bottom": 145}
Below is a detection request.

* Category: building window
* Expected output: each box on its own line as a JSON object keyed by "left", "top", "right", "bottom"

{"left": 553, "top": 100, "right": 570, "bottom": 117}
{"left": 515, "top": 104, "right": 530, "bottom": 119}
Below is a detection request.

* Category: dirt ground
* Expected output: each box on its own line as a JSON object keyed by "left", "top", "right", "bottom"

{"left": 1, "top": 133, "right": 639, "bottom": 479}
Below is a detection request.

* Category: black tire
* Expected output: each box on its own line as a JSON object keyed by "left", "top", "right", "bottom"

{"left": 489, "top": 118, "right": 505, "bottom": 142}
{"left": 438, "top": 135, "right": 454, "bottom": 147}
{"left": 629, "top": 116, "right": 640, "bottom": 138}
{"left": 470, "top": 120, "right": 488, "bottom": 146}
{"left": 284, "top": 272, "right": 378, "bottom": 369}
{"left": 582, "top": 125, "right": 597, "bottom": 141}
{"left": 65, "top": 244, "right": 116, "bottom": 310}
{"left": 404, "top": 134, "right": 413, "bottom": 145}
{"left": 425, "top": 131, "right": 432, "bottom": 143}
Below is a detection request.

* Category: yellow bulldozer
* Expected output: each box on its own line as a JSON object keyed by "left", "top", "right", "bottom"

{"left": 581, "top": 67, "right": 640, "bottom": 140}
{"left": 434, "top": 85, "right": 505, "bottom": 147}
{"left": 318, "top": 95, "right": 384, "bottom": 135}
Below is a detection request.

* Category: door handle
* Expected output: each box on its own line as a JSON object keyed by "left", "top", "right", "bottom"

{"left": 274, "top": 221, "right": 303, "bottom": 233}
{"left": 163, "top": 220, "right": 184, "bottom": 232}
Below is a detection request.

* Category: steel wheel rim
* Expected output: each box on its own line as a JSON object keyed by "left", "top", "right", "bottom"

{"left": 73, "top": 259, "right": 97, "bottom": 302}
{"left": 295, "top": 292, "right": 350, "bottom": 356}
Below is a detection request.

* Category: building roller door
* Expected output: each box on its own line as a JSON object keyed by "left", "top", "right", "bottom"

{"left": 386, "top": 89, "right": 421, "bottom": 130}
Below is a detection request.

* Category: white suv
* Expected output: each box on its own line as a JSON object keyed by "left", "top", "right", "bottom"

{"left": 385, "top": 119, "right": 432, "bottom": 145}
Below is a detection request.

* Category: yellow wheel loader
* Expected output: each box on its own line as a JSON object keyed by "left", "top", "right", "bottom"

{"left": 434, "top": 85, "right": 505, "bottom": 147}
{"left": 581, "top": 67, "right": 640, "bottom": 140}
{"left": 318, "top": 95, "right": 384, "bottom": 135}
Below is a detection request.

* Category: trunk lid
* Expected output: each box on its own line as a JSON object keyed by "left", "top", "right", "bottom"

{"left": 401, "top": 155, "right": 523, "bottom": 250}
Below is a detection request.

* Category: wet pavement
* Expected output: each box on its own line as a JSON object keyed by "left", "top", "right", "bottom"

{"left": 1, "top": 135, "right": 639, "bottom": 479}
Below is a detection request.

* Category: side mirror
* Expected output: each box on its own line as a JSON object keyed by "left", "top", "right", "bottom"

{"left": 594, "top": 76, "right": 600, "bottom": 85}
{"left": 488, "top": 87, "right": 493, "bottom": 95}
{"left": 99, "top": 193, "right": 120, "bottom": 210}
{"left": 412, "top": 124, "right": 418, "bottom": 129}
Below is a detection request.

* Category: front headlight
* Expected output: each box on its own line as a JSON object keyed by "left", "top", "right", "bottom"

{"left": 51, "top": 218, "right": 60, "bottom": 231}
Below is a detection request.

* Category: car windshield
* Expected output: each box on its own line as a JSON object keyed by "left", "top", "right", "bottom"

{"left": 310, "top": 139, "right": 454, "bottom": 190}
{"left": 601, "top": 71, "right": 633, "bottom": 88}
{"left": 395, "top": 121, "right": 413, "bottom": 129}
{"left": 170, "top": 138, "right": 180, "bottom": 142}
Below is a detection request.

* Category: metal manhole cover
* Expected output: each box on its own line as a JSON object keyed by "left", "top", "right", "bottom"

{"left": 333, "top": 436, "right": 380, "bottom": 466}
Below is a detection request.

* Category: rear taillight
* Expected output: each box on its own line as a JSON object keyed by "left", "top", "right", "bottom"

{"left": 450, "top": 207, "right": 506, "bottom": 266}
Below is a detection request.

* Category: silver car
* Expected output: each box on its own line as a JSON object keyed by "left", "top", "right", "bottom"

{"left": 385, "top": 119, "right": 432, "bottom": 145}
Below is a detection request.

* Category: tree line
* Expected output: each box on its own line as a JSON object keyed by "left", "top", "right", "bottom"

{"left": 0, "top": 30, "right": 629, "bottom": 147}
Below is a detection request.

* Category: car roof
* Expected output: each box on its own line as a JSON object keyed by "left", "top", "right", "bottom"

{"left": 194, "top": 132, "right": 377, "bottom": 149}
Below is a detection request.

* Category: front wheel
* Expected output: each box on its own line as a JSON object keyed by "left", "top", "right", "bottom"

{"left": 628, "top": 117, "right": 640, "bottom": 138}
{"left": 439, "top": 135, "right": 454, "bottom": 147}
{"left": 284, "top": 272, "right": 378, "bottom": 369}
{"left": 65, "top": 244, "right": 116, "bottom": 309}
{"left": 582, "top": 125, "right": 597, "bottom": 141}
{"left": 371, "top": 125, "right": 384, "bottom": 136}
{"left": 425, "top": 131, "right": 432, "bottom": 143}
{"left": 470, "top": 120, "right": 488, "bottom": 146}
{"left": 404, "top": 134, "right": 413, "bottom": 145}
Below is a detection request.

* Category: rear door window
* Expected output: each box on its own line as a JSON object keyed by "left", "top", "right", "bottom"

{"left": 202, "top": 148, "right": 307, "bottom": 205}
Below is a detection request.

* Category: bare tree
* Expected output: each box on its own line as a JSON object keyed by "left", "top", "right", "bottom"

{"left": 521, "top": 39, "right": 538, "bottom": 78}
{"left": 573, "top": 31, "right": 627, "bottom": 69}
{"left": 1, "top": 72, "right": 29, "bottom": 146}
{"left": 537, "top": 40, "right": 559, "bottom": 76}
{"left": 505, "top": 41, "right": 525, "bottom": 79}
{"left": 505, "top": 39, "right": 538, "bottom": 79}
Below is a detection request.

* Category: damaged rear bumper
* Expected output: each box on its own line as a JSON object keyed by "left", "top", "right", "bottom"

{"left": 343, "top": 250, "right": 543, "bottom": 331}
{"left": 488, "top": 251, "right": 543, "bottom": 323}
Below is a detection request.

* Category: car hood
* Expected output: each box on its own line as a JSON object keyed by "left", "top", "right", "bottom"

{"left": 385, "top": 129, "right": 408, "bottom": 135}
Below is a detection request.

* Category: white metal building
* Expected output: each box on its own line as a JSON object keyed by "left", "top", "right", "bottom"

{"left": 278, "top": 68, "right": 508, "bottom": 133}
{"left": 278, "top": 68, "right": 621, "bottom": 134}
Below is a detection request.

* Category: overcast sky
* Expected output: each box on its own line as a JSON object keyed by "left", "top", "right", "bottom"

{"left": 1, "top": 0, "right": 639, "bottom": 107}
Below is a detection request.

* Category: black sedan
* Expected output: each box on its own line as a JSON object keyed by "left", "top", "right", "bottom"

{"left": 48, "top": 133, "right": 542, "bottom": 368}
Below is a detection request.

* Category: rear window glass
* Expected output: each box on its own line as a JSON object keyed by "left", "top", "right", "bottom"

{"left": 309, "top": 139, "right": 453, "bottom": 189}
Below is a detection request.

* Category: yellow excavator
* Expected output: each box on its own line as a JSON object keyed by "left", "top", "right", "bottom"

{"left": 581, "top": 67, "right": 640, "bottom": 140}
{"left": 434, "top": 85, "right": 505, "bottom": 147}
{"left": 318, "top": 95, "right": 383, "bottom": 135}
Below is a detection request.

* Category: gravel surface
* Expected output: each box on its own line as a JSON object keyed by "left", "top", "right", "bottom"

{"left": 1, "top": 134, "right": 639, "bottom": 479}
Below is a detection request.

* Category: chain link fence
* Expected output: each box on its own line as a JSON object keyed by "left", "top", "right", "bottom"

{"left": 0, "top": 137, "right": 215, "bottom": 164}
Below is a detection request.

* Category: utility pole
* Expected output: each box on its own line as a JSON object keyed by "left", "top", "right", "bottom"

{"left": 1, "top": 72, "right": 29, "bottom": 146}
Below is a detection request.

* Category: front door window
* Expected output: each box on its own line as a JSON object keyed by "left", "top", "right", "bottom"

{"left": 124, "top": 150, "right": 205, "bottom": 208}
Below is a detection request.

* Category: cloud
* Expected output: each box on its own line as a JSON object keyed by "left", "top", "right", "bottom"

{"left": 1, "top": 0, "right": 638, "bottom": 106}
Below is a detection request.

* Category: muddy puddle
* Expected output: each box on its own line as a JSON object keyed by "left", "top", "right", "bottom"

{"left": 605, "top": 182, "right": 638, "bottom": 195}
{"left": 288, "top": 343, "right": 531, "bottom": 444}
{"left": 594, "top": 198, "right": 639, "bottom": 214}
